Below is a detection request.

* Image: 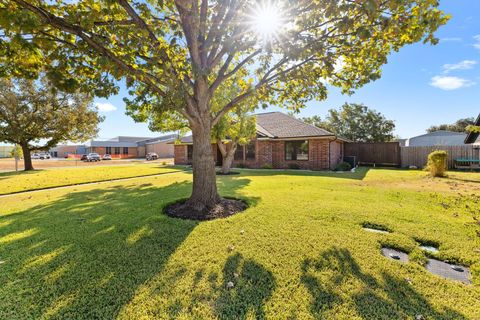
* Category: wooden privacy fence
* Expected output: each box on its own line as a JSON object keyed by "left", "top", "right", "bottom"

{"left": 344, "top": 142, "right": 401, "bottom": 166}
{"left": 400, "top": 145, "right": 479, "bottom": 169}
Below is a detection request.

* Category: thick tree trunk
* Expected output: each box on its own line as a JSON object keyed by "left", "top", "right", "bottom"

{"left": 20, "top": 142, "right": 33, "bottom": 171}
{"left": 186, "top": 123, "right": 221, "bottom": 211}
{"left": 221, "top": 144, "right": 237, "bottom": 174}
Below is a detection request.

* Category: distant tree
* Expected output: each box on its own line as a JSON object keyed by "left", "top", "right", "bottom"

{"left": 305, "top": 103, "right": 395, "bottom": 142}
{"left": 9, "top": 144, "right": 23, "bottom": 159}
{"left": 301, "top": 115, "right": 328, "bottom": 129}
{"left": 0, "top": 77, "right": 103, "bottom": 171}
{"left": 427, "top": 118, "right": 475, "bottom": 133}
{"left": 10, "top": 144, "right": 23, "bottom": 171}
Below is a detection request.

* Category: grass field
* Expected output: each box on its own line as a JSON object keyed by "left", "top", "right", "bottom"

{"left": 0, "top": 168, "right": 479, "bottom": 319}
{"left": 0, "top": 158, "right": 174, "bottom": 172}
{"left": 0, "top": 164, "right": 181, "bottom": 195}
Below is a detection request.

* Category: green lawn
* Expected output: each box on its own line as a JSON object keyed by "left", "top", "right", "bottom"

{"left": 0, "top": 168, "right": 479, "bottom": 319}
{"left": 0, "top": 164, "right": 181, "bottom": 195}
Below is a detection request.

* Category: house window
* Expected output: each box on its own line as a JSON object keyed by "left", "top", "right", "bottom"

{"left": 187, "top": 145, "right": 193, "bottom": 161}
{"left": 234, "top": 146, "right": 244, "bottom": 161}
{"left": 106, "top": 147, "right": 112, "bottom": 154}
{"left": 246, "top": 142, "right": 255, "bottom": 160}
{"left": 285, "top": 140, "right": 309, "bottom": 161}
{"left": 114, "top": 147, "right": 120, "bottom": 155}
{"left": 123, "top": 147, "right": 128, "bottom": 155}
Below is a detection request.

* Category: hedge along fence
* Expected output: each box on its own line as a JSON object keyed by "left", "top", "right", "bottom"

{"left": 400, "top": 145, "right": 479, "bottom": 169}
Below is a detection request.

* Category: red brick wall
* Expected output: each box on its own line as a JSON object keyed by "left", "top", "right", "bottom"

{"left": 174, "top": 145, "right": 188, "bottom": 164}
{"left": 174, "top": 144, "right": 218, "bottom": 165}
{"left": 269, "top": 139, "right": 331, "bottom": 170}
{"left": 174, "top": 138, "right": 343, "bottom": 170}
{"left": 329, "top": 140, "right": 343, "bottom": 169}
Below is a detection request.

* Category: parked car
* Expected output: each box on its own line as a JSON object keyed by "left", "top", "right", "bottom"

{"left": 38, "top": 153, "right": 51, "bottom": 160}
{"left": 146, "top": 152, "right": 158, "bottom": 161}
{"left": 102, "top": 154, "right": 112, "bottom": 160}
{"left": 85, "top": 153, "right": 101, "bottom": 162}
{"left": 31, "top": 153, "right": 40, "bottom": 159}
{"left": 80, "top": 154, "right": 88, "bottom": 161}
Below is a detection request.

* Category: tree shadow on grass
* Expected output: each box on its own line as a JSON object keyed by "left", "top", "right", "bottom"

{"left": 0, "top": 177, "right": 253, "bottom": 319}
{"left": 301, "top": 247, "right": 467, "bottom": 320}
{"left": 0, "top": 169, "right": 45, "bottom": 179}
{"left": 215, "top": 253, "right": 276, "bottom": 320}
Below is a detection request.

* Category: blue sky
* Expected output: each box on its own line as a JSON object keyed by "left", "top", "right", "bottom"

{"left": 94, "top": 0, "right": 480, "bottom": 140}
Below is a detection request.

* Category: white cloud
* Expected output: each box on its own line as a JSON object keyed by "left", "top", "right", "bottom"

{"left": 473, "top": 35, "right": 480, "bottom": 49}
{"left": 95, "top": 102, "right": 117, "bottom": 112}
{"left": 442, "top": 60, "right": 477, "bottom": 74}
{"left": 430, "top": 76, "right": 475, "bottom": 90}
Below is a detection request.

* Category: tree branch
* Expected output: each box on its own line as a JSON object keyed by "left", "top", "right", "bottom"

{"left": 12, "top": 0, "right": 168, "bottom": 98}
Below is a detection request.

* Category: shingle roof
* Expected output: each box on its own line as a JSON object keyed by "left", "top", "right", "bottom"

{"left": 465, "top": 113, "right": 480, "bottom": 144}
{"left": 136, "top": 134, "right": 179, "bottom": 146}
{"left": 178, "top": 135, "right": 193, "bottom": 144}
{"left": 256, "top": 112, "right": 334, "bottom": 138}
{"left": 176, "top": 112, "right": 342, "bottom": 144}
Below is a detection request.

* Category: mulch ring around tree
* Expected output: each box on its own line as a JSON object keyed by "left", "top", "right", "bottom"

{"left": 164, "top": 198, "right": 248, "bottom": 220}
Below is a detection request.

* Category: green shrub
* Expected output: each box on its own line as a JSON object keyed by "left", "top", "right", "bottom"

{"left": 425, "top": 150, "right": 447, "bottom": 177}
{"left": 261, "top": 163, "right": 273, "bottom": 169}
{"left": 335, "top": 162, "right": 352, "bottom": 171}
{"left": 288, "top": 163, "right": 301, "bottom": 170}
{"left": 236, "top": 163, "right": 249, "bottom": 169}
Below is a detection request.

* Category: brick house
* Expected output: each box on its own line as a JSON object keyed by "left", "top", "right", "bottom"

{"left": 49, "top": 134, "right": 178, "bottom": 159}
{"left": 173, "top": 112, "right": 349, "bottom": 170}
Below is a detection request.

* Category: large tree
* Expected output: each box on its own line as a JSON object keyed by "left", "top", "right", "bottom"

{"left": 0, "top": 77, "right": 102, "bottom": 170}
{"left": 303, "top": 103, "right": 396, "bottom": 142}
{"left": 0, "top": 0, "right": 447, "bottom": 215}
{"left": 427, "top": 117, "right": 475, "bottom": 133}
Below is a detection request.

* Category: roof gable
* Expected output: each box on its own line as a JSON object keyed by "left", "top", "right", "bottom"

{"left": 176, "top": 112, "right": 343, "bottom": 144}
{"left": 255, "top": 112, "right": 334, "bottom": 138}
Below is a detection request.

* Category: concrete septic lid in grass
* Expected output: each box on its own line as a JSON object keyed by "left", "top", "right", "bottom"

{"left": 420, "top": 245, "right": 439, "bottom": 253}
{"left": 425, "top": 259, "right": 471, "bottom": 284}
{"left": 381, "top": 248, "right": 409, "bottom": 263}
{"left": 362, "top": 222, "right": 391, "bottom": 234}
{"left": 364, "top": 227, "right": 390, "bottom": 234}
{"left": 415, "top": 239, "right": 440, "bottom": 254}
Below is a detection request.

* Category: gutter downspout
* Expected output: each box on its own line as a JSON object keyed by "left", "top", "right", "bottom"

{"left": 328, "top": 136, "right": 338, "bottom": 170}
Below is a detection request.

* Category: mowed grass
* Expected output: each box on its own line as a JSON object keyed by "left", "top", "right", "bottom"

{"left": 0, "top": 168, "right": 479, "bottom": 319}
{"left": 0, "top": 163, "right": 181, "bottom": 195}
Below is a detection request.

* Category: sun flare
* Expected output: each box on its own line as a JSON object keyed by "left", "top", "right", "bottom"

{"left": 249, "top": 2, "right": 284, "bottom": 42}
